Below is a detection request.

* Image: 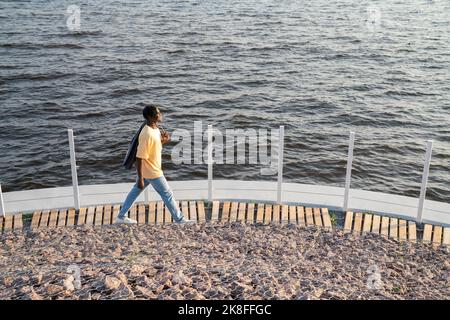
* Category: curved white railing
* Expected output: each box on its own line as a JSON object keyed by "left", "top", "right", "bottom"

{"left": 1, "top": 128, "right": 448, "bottom": 227}
{"left": 1, "top": 180, "right": 449, "bottom": 227}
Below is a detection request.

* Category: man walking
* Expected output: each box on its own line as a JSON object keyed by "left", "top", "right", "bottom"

{"left": 115, "top": 104, "right": 193, "bottom": 224}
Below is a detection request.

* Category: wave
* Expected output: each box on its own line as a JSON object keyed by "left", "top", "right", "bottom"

{"left": 109, "top": 87, "right": 146, "bottom": 97}
{"left": 1, "top": 72, "right": 75, "bottom": 82}
{"left": 384, "top": 90, "right": 438, "bottom": 97}
{"left": 0, "top": 42, "right": 84, "bottom": 49}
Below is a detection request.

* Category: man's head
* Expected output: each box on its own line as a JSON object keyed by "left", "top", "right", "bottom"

{"left": 142, "top": 104, "right": 163, "bottom": 123}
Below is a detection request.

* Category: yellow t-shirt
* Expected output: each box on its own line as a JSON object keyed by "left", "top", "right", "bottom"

{"left": 136, "top": 125, "right": 163, "bottom": 179}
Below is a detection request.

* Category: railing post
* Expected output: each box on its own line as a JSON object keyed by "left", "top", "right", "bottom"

{"left": 343, "top": 131, "right": 355, "bottom": 211}
{"left": 0, "top": 184, "right": 5, "bottom": 217}
{"left": 68, "top": 129, "right": 81, "bottom": 211}
{"left": 207, "top": 124, "right": 213, "bottom": 202}
{"left": 277, "top": 126, "right": 285, "bottom": 204}
{"left": 417, "top": 140, "right": 433, "bottom": 223}
{"left": 145, "top": 187, "right": 150, "bottom": 203}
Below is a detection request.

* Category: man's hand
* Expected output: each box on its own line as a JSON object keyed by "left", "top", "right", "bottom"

{"left": 137, "top": 177, "right": 145, "bottom": 190}
{"left": 161, "top": 130, "right": 170, "bottom": 145}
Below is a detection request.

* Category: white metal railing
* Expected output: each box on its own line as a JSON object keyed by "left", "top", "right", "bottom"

{"left": 68, "top": 129, "right": 81, "bottom": 211}
{"left": 0, "top": 127, "right": 441, "bottom": 224}
{"left": 343, "top": 132, "right": 355, "bottom": 211}
{"left": 0, "top": 184, "right": 5, "bottom": 217}
{"left": 417, "top": 140, "right": 433, "bottom": 223}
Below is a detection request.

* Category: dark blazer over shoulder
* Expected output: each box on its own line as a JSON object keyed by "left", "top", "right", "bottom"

{"left": 123, "top": 121, "right": 146, "bottom": 170}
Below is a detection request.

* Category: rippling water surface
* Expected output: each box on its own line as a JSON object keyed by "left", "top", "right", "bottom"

{"left": 1, "top": 0, "right": 449, "bottom": 203}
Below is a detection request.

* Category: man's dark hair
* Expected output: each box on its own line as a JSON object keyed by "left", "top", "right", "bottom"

{"left": 142, "top": 104, "right": 160, "bottom": 121}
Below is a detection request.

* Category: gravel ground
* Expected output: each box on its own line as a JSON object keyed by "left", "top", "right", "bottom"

{"left": 0, "top": 222, "right": 448, "bottom": 300}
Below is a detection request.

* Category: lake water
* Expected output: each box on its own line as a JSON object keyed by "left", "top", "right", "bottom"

{"left": 0, "top": 0, "right": 449, "bottom": 204}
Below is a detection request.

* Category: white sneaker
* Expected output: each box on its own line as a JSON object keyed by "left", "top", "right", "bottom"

{"left": 176, "top": 218, "right": 196, "bottom": 225}
{"left": 115, "top": 217, "right": 137, "bottom": 225}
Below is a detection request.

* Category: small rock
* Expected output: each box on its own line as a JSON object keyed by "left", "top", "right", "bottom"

{"left": 45, "top": 284, "right": 64, "bottom": 296}
{"left": 3, "top": 277, "right": 13, "bottom": 287}
{"left": 172, "top": 270, "right": 191, "bottom": 286}
{"left": 33, "top": 273, "right": 44, "bottom": 285}
{"left": 79, "top": 291, "right": 92, "bottom": 300}
{"left": 136, "top": 285, "right": 157, "bottom": 299}
{"left": 104, "top": 276, "right": 121, "bottom": 290}
{"left": 135, "top": 275, "right": 151, "bottom": 287}
{"left": 113, "top": 283, "right": 134, "bottom": 299}
{"left": 129, "top": 265, "right": 145, "bottom": 277}
{"left": 63, "top": 275, "right": 75, "bottom": 292}
{"left": 114, "top": 271, "right": 128, "bottom": 285}
{"left": 21, "top": 286, "right": 43, "bottom": 300}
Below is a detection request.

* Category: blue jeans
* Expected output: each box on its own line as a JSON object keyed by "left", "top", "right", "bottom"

{"left": 118, "top": 175, "right": 184, "bottom": 222}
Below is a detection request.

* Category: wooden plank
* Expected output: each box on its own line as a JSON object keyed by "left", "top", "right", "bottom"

{"left": 423, "top": 224, "right": 433, "bottom": 242}
{"left": 398, "top": 219, "right": 407, "bottom": 241}
{"left": 39, "top": 210, "right": 50, "bottom": 228}
{"left": 94, "top": 206, "right": 104, "bottom": 226}
{"left": 305, "top": 207, "right": 314, "bottom": 226}
{"left": 432, "top": 226, "right": 442, "bottom": 244}
{"left": 211, "top": 201, "right": 220, "bottom": 221}
{"left": 281, "top": 205, "right": 289, "bottom": 224}
{"left": 297, "top": 206, "right": 305, "bottom": 227}
{"left": 57, "top": 210, "right": 67, "bottom": 227}
{"left": 221, "top": 202, "right": 231, "bottom": 222}
{"left": 48, "top": 210, "right": 58, "bottom": 228}
{"left": 343, "top": 211, "right": 353, "bottom": 233}
{"left": 321, "top": 208, "right": 332, "bottom": 230}
{"left": 14, "top": 214, "right": 23, "bottom": 230}
{"left": 181, "top": 201, "right": 189, "bottom": 223}
{"left": 103, "top": 205, "right": 112, "bottom": 225}
{"left": 256, "top": 203, "right": 264, "bottom": 223}
{"left": 272, "top": 204, "right": 280, "bottom": 223}
{"left": 353, "top": 212, "right": 362, "bottom": 234}
{"left": 362, "top": 214, "right": 372, "bottom": 233}
{"left": 31, "top": 211, "right": 41, "bottom": 229}
{"left": 389, "top": 218, "right": 398, "bottom": 239}
{"left": 112, "top": 205, "right": 120, "bottom": 222}
{"left": 289, "top": 206, "right": 297, "bottom": 225}
{"left": 67, "top": 209, "right": 75, "bottom": 226}
{"left": 264, "top": 204, "right": 272, "bottom": 225}
{"left": 77, "top": 208, "right": 87, "bottom": 225}
{"left": 197, "top": 201, "right": 206, "bottom": 223}
{"left": 138, "top": 204, "right": 146, "bottom": 224}
{"left": 371, "top": 215, "right": 381, "bottom": 234}
{"left": 189, "top": 201, "right": 198, "bottom": 222}
{"left": 237, "top": 203, "right": 246, "bottom": 222}
{"left": 156, "top": 202, "right": 164, "bottom": 225}
{"left": 164, "top": 204, "right": 172, "bottom": 224}
{"left": 442, "top": 228, "right": 450, "bottom": 245}
{"left": 313, "top": 207, "right": 322, "bottom": 227}
{"left": 246, "top": 203, "right": 255, "bottom": 223}
{"left": 129, "top": 205, "right": 137, "bottom": 221}
{"left": 380, "top": 216, "right": 389, "bottom": 237}
{"left": 177, "top": 202, "right": 183, "bottom": 223}
{"left": 229, "top": 202, "right": 238, "bottom": 222}
{"left": 408, "top": 221, "right": 416, "bottom": 242}
{"left": 4, "top": 216, "right": 13, "bottom": 231}
{"left": 148, "top": 202, "right": 156, "bottom": 225}
{"left": 85, "top": 206, "right": 95, "bottom": 225}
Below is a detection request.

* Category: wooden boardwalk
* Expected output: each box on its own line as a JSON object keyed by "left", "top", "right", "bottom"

{"left": 211, "top": 201, "right": 333, "bottom": 230}
{"left": 343, "top": 211, "right": 450, "bottom": 246}
{"left": 28, "top": 201, "right": 206, "bottom": 229}
{"left": 2, "top": 202, "right": 449, "bottom": 247}
{"left": 0, "top": 214, "right": 23, "bottom": 233}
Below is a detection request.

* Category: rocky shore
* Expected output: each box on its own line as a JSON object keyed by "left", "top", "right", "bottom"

{"left": 0, "top": 222, "right": 448, "bottom": 300}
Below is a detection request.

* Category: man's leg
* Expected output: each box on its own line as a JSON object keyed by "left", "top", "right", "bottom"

{"left": 117, "top": 179, "right": 149, "bottom": 219}
{"left": 150, "top": 175, "right": 184, "bottom": 222}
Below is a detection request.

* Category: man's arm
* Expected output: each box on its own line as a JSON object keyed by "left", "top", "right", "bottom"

{"left": 161, "top": 129, "right": 171, "bottom": 145}
{"left": 136, "top": 158, "right": 145, "bottom": 189}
